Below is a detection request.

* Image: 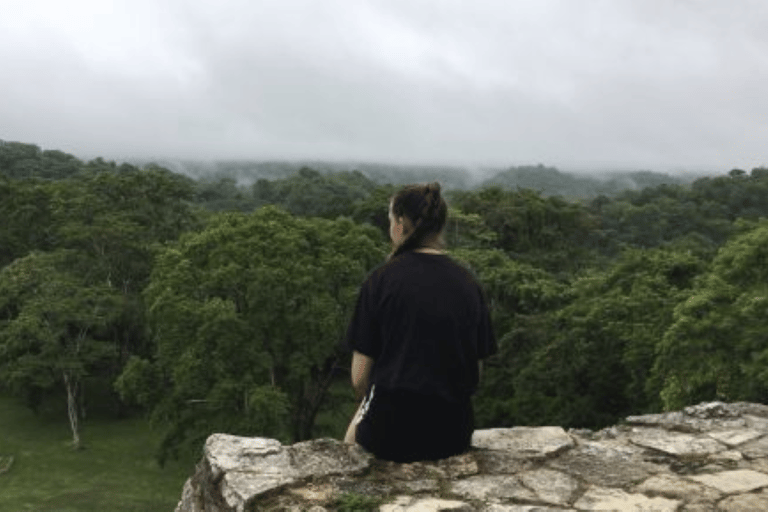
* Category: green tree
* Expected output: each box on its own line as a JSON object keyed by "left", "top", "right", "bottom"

{"left": 651, "top": 219, "right": 768, "bottom": 410}
{"left": 448, "top": 248, "right": 567, "bottom": 428}
{"left": 448, "top": 186, "right": 601, "bottom": 275}
{"left": 116, "top": 206, "right": 386, "bottom": 463}
{"left": 0, "top": 176, "right": 56, "bottom": 268}
{"left": 511, "top": 247, "right": 703, "bottom": 428}
{"left": 50, "top": 166, "right": 200, "bottom": 365}
{"left": 0, "top": 250, "right": 123, "bottom": 448}
{"left": 252, "top": 167, "right": 378, "bottom": 219}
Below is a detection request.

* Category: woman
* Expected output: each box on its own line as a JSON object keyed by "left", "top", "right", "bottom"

{"left": 343, "top": 182, "right": 497, "bottom": 462}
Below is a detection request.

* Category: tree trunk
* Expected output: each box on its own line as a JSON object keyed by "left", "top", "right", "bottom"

{"left": 293, "top": 353, "right": 343, "bottom": 442}
{"left": 63, "top": 372, "right": 81, "bottom": 450}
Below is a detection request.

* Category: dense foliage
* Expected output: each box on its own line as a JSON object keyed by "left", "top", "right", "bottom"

{"left": 2, "top": 139, "right": 768, "bottom": 463}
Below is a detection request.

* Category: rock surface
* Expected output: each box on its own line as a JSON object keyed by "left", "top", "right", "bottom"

{"left": 174, "top": 402, "right": 768, "bottom": 511}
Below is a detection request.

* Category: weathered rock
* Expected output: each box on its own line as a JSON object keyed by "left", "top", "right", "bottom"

{"left": 707, "top": 429, "right": 764, "bottom": 447}
{"left": 288, "top": 437, "right": 373, "bottom": 479}
{"left": 689, "top": 469, "right": 768, "bottom": 493}
{"left": 625, "top": 402, "right": 748, "bottom": 434}
{"left": 174, "top": 402, "right": 768, "bottom": 512}
{"left": 471, "top": 427, "right": 574, "bottom": 457}
{"left": 680, "top": 503, "right": 717, "bottom": 512}
{"left": 485, "top": 506, "right": 572, "bottom": 512}
{"left": 633, "top": 473, "right": 721, "bottom": 502}
{"left": 574, "top": 486, "right": 680, "bottom": 511}
{"left": 517, "top": 469, "right": 579, "bottom": 506}
{"left": 718, "top": 490, "right": 768, "bottom": 511}
{"left": 744, "top": 414, "right": 768, "bottom": 431}
{"left": 380, "top": 496, "right": 473, "bottom": 512}
{"left": 628, "top": 427, "right": 727, "bottom": 457}
{"left": 547, "top": 439, "right": 658, "bottom": 487}
{"left": 737, "top": 434, "right": 768, "bottom": 459}
{"left": 451, "top": 475, "right": 537, "bottom": 502}
{"left": 474, "top": 448, "right": 538, "bottom": 475}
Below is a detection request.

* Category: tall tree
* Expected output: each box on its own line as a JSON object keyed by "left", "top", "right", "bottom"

{"left": 448, "top": 248, "right": 567, "bottom": 428}
{"left": 651, "top": 219, "right": 768, "bottom": 410}
{"left": 0, "top": 177, "right": 56, "bottom": 268}
{"left": 116, "top": 205, "right": 386, "bottom": 463}
{"left": 0, "top": 250, "right": 122, "bottom": 448}
{"left": 509, "top": 247, "right": 703, "bottom": 428}
{"left": 51, "top": 166, "right": 200, "bottom": 365}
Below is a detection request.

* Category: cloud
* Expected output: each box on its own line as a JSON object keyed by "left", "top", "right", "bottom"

{"left": 1, "top": 0, "right": 766, "bottom": 171}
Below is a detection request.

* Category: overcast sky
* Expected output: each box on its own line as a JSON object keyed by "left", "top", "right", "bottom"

{"left": 2, "top": 0, "right": 767, "bottom": 173}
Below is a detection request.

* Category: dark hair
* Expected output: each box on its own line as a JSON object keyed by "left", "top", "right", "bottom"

{"left": 387, "top": 182, "right": 448, "bottom": 261}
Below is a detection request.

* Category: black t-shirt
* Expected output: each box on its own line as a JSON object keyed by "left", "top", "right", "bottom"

{"left": 344, "top": 250, "right": 498, "bottom": 403}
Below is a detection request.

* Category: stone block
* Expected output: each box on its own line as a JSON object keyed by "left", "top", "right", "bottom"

{"left": 205, "top": 434, "right": 288, "bottom": 479}
{"left": 380, "top": 496, "right": 473, "bottom": 512}
{"left": 471, "top": 427, "right": 574, "bottom": 458}
{"left": 484, "top": 505, "right": 574, "bottom": 511}
{"left": 737, "top": 434, "right": 768, "bottom": 459}
{"left": 288, "top": 437, "right": 373, "bottom": 478}
{"left": 474, "top": 448, "right": 537, "bottom": 474}
{"left": 718, "top": 491, "right": 768, "bottom": 511}
{"left": 517, "top": 468, "right": 579, "bottom": 506}
{"left": 634, "top": 473, "right": 721, "bottom": 502}
{"left": 547, "top": 440, "right": 656, "bottom": 487}
{"left": 628, "top": 428, "right": 726, "bottom": 456}
{"left": 690, "top": 469, "right": 768, "bottom": 493}
{"left": 707, "top": 429, "right": 765, "bottom": 448}
{"left": 451, "top": 475, "right": 537, "bottom": 502}
{"left": 574, "top": 486, "right": 680, "bottom": 511}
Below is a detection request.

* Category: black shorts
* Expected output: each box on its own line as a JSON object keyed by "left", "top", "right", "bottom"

{"left": 354, "top": 384, "right": 474, "bottom": 463}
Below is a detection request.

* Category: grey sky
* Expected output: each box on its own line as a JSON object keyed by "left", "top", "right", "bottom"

{"left": 2, "top": 0, "right": 767, "bottom": 173}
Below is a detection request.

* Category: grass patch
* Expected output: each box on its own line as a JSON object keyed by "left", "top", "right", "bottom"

{"left": 331, "top": 491, "right": 387, "bottom": 512}
{"left": 0, "top": 394, "right": 195, "bottom": 512}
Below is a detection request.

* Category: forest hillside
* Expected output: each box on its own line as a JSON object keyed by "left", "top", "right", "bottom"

{"left": 1, "top": 139, "right": 767, "bottom": 466}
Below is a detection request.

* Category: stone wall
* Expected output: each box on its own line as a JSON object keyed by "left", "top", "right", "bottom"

{"left": 174, "top": 402, "right": 768, "bottom": 511}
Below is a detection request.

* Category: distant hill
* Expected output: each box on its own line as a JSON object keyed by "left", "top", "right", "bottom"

{"left": 132, "top": 159, "right": 701, "bottom": 198}
{"left": 480, "top": 164, "right": 692, "bottom": 198}
{"left": 126, "top": 159, "right": 476, "bottom": 191}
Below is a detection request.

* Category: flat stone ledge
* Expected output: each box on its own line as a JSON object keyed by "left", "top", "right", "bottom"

{"left": 517, "top": 469, "right": 579, "bottom": 506}
{"left": 633, "top": 473, "right": 722, "bottom": 502}
{"left": 380, "top": 496, "right": 473, "bottom": 512}
{"left": 222, "top": 471, "right": 297, "bottom": 512}
{"left": 174, "top": 402, "right": 768, "bottom": 512}
{"left": 451, "top": 475, "right": 537, "bottom": 502}
{"left": 718, "top": 491, "right": 768, "bottom": 511}
{"left": 202, "top": 435, "right": 376, "bottom": 512}
{"left": 288, "top": 437, "right": 373, "bottom": 479}
{"left": 484, "top": 505, "right": 575, "bottom": 512}
{"left": 546, "top": 439, "right": 658, "bottom": 488}
{"left": 628, "top": 428, "right": 727, "bottom": 457}
{"left": 471, "top": 427, "right": 574, "bottom": 458}
{"left": 689, "top": 469, "right": 768, "bottom": 494}
{"left": 707, "top": 429, "right": 765, "bottom": 448}
{"left": 737, "top": 435, "right": 768, "bottom": 459}
{"left": 573, "top": 486, "right": 681, "bottom": 511}
{"left": 205, "top": 434, "right": 287, "bottom": 479}
{"left": 626, "top": 408, "right": 748, "bottom": 434}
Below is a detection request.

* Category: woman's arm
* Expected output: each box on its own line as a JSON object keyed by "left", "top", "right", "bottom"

{"left": 351, "top": 350, "right": 374, "bottom": 402}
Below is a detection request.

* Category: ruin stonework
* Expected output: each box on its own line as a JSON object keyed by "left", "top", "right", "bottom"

{"left": 174, "top": 402, "right": 768, "bottom": 511}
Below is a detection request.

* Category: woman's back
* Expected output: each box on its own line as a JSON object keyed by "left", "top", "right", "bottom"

{"left": 345, "top": 250, "right": 496, "bottom": 404}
